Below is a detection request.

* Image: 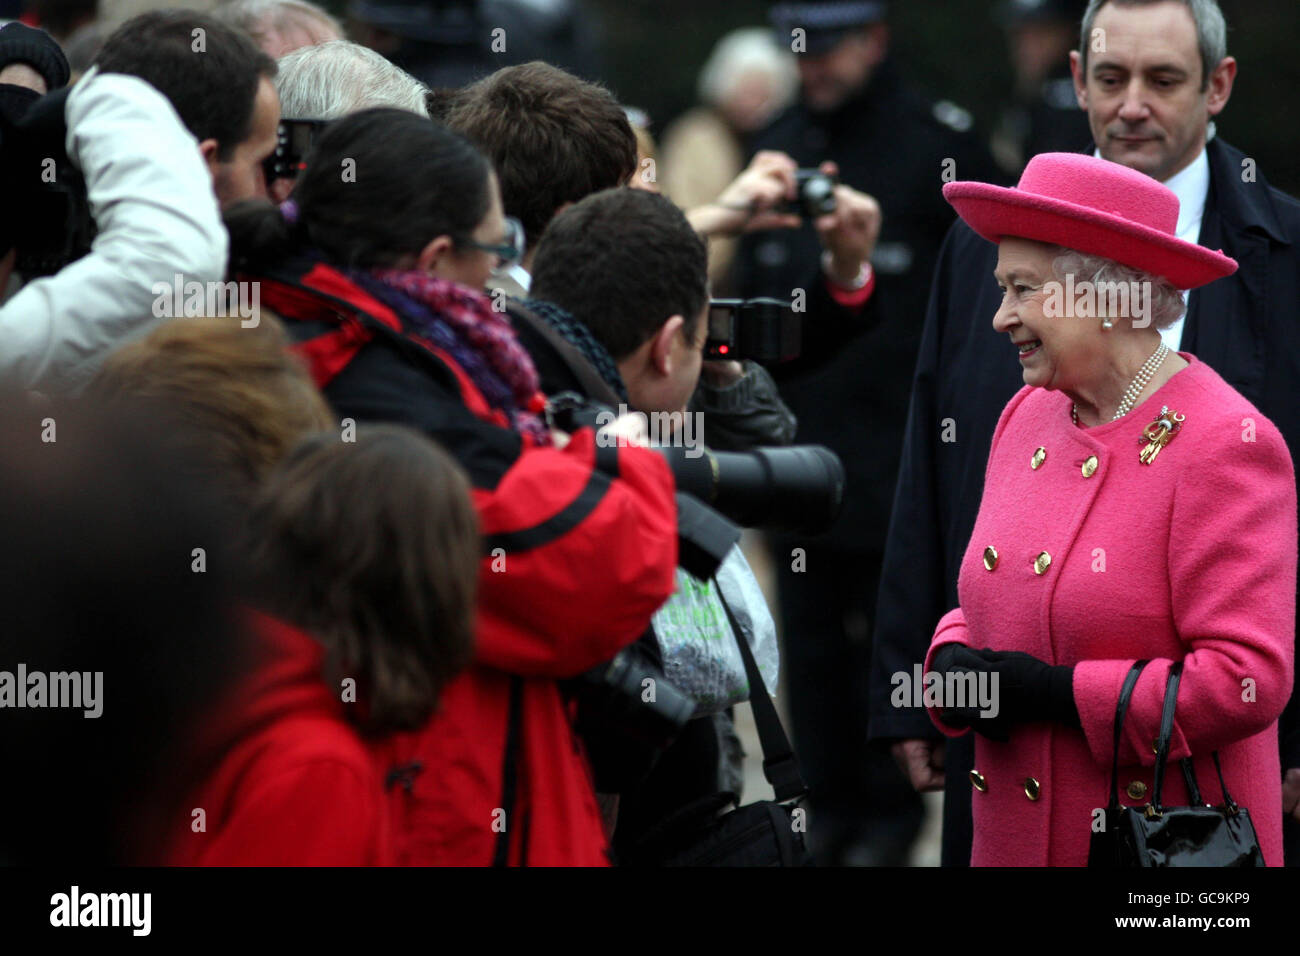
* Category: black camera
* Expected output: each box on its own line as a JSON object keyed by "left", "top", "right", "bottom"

{"left": 777, "top": 168, "right": 838, "bottom": 219}
{"left": 547, "top": 393, "right": 846, "bottom": 537}
{"left": 0, "top": 88, "right": 95, "bottom": 279}
{"left": 569, "top": 637, "right": 696, "bottom": 792}
{"left": 262, "top": 118, "right": 327, "bottom": 184}
{"left": 706, "top": 297, "right": 800, "bottom": 363}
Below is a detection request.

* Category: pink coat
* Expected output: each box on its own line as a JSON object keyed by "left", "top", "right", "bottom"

{"left": 925, "top": 354, "right": 1296, "bottom": 866}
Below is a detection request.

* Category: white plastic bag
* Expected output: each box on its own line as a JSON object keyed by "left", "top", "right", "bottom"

{"left": 653, "top": 544, "right": 780, "bottom": 717}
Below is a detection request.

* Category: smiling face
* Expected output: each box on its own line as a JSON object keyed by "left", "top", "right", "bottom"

{"left": 1070, "top": 0, "right": 1234, "bottom": 183}
{"left": 992, "top": 238, "right": 1111, "bottom": 392}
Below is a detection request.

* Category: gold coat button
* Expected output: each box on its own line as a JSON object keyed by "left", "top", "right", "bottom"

{"left": 1126, "top": 780, "right": 1148, "bottom": 801}
{"left": 1082, "top": 455, "right": 1098, "bottom": 478}
{"left": 983, "top": 546, "right": 998, "bottom": 571}
{"left": 1024, "top": 777, "right": 1041, "bottom": 800}
{"left": 1034, "top": 551, "right": 1051, "bottom": 575}
{"left": 969, "top": 770, "right": 987, "bottom": 792}
{"left": 1031, "top": 446, "right": 1047, "bottom": 470}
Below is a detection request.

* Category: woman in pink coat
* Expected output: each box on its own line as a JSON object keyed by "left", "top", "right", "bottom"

{"left": 923, "top": 153, "right": 1297, "bottom": 866}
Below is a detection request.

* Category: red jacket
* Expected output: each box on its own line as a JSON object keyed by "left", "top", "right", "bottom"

{"left": 250, "top": 259, "right": 679, "bottom": 865}
{"left": 172, "top": 611, "right": 393, "bottom": 866}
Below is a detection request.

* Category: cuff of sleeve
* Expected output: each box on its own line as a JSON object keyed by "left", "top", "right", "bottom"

{"left": 694, "top": 361, "right": 762, "bottom": 412}
{"left": 824, "top": 263, "right": 875, "bottom": 309}
{"left": 923, "top": 609, "right": 973, "bottom": 738}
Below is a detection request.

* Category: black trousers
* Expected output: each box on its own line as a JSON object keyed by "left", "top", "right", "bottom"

{"left": 771, "top": 539, "right": 924, "bottom": 864}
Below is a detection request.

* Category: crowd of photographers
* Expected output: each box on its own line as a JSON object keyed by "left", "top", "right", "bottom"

{"left": 0, "top": 2, "right": 889, "bottom": 866}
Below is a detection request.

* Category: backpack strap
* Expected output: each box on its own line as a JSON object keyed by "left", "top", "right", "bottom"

{"left": 492, "top": 676, "right": 525, "bottom": 867}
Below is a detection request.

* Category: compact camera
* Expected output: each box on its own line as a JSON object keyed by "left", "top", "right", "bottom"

{"left": 777, "top": 168, "right": 838, "bottom": 219}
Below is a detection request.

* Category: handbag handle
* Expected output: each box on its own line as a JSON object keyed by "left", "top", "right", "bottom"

{"left": 1149, "top": 663, "right": 1238, "bottom": 814}
{"left": 1149, "top": 661, "right": 1183, "bottom": 814}
{"left": 1105, "top": 660, "right": 1150, "bottom": 810}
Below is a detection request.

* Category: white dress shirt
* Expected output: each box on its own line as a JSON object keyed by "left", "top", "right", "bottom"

{"left": 1094, "top": 146, "right": 1209, "bottom": 350}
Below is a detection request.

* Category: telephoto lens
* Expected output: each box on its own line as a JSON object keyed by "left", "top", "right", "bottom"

{"left": 660, "top": 444, "right": 846, "bottom": 535}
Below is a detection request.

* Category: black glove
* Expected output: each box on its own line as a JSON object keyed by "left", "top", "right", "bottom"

{"left": 931, "top": 645, "right": 1078, "bottom": 740}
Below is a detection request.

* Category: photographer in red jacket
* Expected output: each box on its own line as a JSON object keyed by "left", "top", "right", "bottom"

{"left": 225, "top": 108, "right": 679, "bottom": 865}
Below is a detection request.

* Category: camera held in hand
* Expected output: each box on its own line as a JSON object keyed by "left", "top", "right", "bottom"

{"left": 547, "top": 393, "right": 846, "bottom": 537}
{"left": 706, "top": 296, "right": 800, "bottom": 363}
{"left": 262, "top": 118, "right": 327, "bottom": 185}
{"left": 776, "top": 168, "right": 838, "bottom": 219}
{"left": 568, "top": 639, "right": 696, "bottom": 792}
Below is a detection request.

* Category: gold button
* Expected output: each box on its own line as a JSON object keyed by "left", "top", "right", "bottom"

{"left": 983, "top": 546, "right": 998, "bottom": 571}
{"left": 969, "top": 770, "right": 987, "bottom": 792}
{"left": 1031, "top": 446, "right": 1046, "bottom": 470}
{"left": 1034, "top": 551, "right": 1051, "bottom": 575}
{"left": 1024, "top": 777, "right": 1041, "bottom": 800}
{"left": 1126, "top": 780, "right": 1148, "bottom": 801}
{"left": 1082, "top": 455, "right": 1098, "bottom": 478}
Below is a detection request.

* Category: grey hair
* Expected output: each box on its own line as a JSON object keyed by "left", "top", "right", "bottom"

{"left": 1050, "top": 248, "right": 1186, "bottom": 330}
{"left": 216, "top": 0, "right": 341, "bottom": 45}
{"left": 1079, "top": 0, "right": 1227, "bottom": 91}
{"left": 697, "top": 27, "right": 798, "bottom": 114}
{"left": 275, "top": 40, "right": 429, "bottom": 120}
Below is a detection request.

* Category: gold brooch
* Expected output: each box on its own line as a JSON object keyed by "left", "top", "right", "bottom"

{"left": 1138, "top": 405, "right": 1185, "bottom": 465}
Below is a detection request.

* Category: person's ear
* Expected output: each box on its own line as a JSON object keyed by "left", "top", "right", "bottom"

{"left": 416, "top": 235, "right": 456, "bottom": 274}
{"left": 650, "top": 315, "right": 685, "bottom": 375}
{"left": 198, "top": 138, "right": 221, "bottom": 180}
{"left": 1206, "top": 56, "right": 1236, "bottom": 117}
{"left": 1069, "top": 50, "right": 1087, "bottom": 110}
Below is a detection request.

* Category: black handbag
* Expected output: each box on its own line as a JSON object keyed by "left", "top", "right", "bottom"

{"left": 1088, "top": 660, "right": 1265, "bottom": 867}
{"left": 623, "top": 591, "right": 813, "bottom": 866}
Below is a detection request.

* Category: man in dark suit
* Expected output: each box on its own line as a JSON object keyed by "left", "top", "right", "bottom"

{"left": 869, "top": 0, "right": 1300, "bottom": 866}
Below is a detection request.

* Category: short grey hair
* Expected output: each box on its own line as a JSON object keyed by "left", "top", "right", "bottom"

{"left": 696, "top": 27, "right": 798, "bottom": 114}
{"left": 1050, "top": 248, "right": 1186, "bottom": 330}
{"left": 216, "top": 0, "right": 341, "bottom": 48}
{"left": 275, "top": 40, "right": 429, "bottom": 120}
{"left": 1079, "top": 0, "right": 1227, "bottom": 91}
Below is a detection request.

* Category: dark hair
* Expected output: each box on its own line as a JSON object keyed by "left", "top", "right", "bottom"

{"left": 246, "top": 425, "right": 480, "bottom": 735}
{"left": 530, "top": 188, "right": 710, "bottom": 360}
{"left": 94, "top": 11, "right": 276, "bottom": 160}
{"left": 225, "top": 108, "right": 492, "bottom": 271}
{"left": 444, "top": 62, "right": 638, "bottom": 250}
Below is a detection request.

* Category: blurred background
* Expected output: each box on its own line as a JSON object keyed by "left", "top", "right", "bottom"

{"left": 589, "top": 0, "right": 1299, "bottom": 195}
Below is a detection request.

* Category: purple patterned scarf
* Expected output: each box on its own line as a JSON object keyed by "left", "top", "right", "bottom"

{"left": 348, "top": 269, "right": 550, "bottom": 446}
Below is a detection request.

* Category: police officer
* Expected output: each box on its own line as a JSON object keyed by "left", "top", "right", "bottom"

{"left": 989, "top": 0, "right": 1092, "bottom": 175}
{"left": 734, "top": 0, "right": 1004, "bottom": 865}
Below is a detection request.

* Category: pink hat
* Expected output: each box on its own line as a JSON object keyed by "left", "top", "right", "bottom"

{"left": 942, "top": 153, "right": 1237, "bottom": 289}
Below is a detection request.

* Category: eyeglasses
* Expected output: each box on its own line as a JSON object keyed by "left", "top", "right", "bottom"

{"left": 457, "top": 216, "right": 526, "bottom": 274}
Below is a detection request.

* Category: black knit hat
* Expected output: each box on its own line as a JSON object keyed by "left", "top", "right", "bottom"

{"left": 0, "top": 22, "right": 71, "bottom": 91}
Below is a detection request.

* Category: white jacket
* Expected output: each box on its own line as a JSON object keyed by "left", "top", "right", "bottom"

{"left": 0, "top": 68, "right": 227, "bottom": 392}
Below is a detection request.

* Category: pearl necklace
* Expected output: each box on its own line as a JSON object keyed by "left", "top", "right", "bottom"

{"left": 1072, "top": 342, "right": 1170, "bottom": 426}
